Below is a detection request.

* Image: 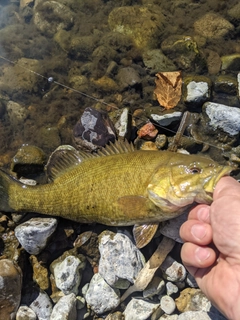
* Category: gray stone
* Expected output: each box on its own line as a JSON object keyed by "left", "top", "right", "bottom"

{"left": 98, "top": 231, "right": 144, "bottom": 288}
{"left": 204, "top": 102, "right": 240, "bottom": 136}
{"left": 15, "top": 217, "right": 58, "bottom": 255}
{"left": 85, "top": 273, "right": 120, "bottom": 314}
{"left": 116, "top": 67, "right": 141, "bottom": 89}
{"left": 29, "top": 290, "right": 53, "bottom": 320}
{"left": 50, "top": 293, "right": 77, "bottom": 320}
{"left": 0, "top": 259, "right": 22, "bottom": 320}
{"left": 160, "top": 212, "right": 188, "bottom": 243}
{"left": 51, "top": 254, "right": 86, "bottom": 295}
{"left": 186, "top": 273, "right": 199, "bottom": 288}
{"left": 16, "top": 306, "right": 37, "bottom": 320}
{"left": 160, "top": 295, "right": 176, "bottom": 315}
{"left": 123, "top": 298, "right": 160, "bottom": 320}
{"left": 159, "top": 315, "right": 178, "bottom": 320}
{"left": 178, "top": 311, "right": 211, "bottom": 320}
{"left": 161, "top": 256, "right": 186, "bottom": 282}
{"left": 142, "top": 49, "right": 176, "bottom": 75}
{"left": 166, "top": 282, "right": 179, "bottom": 296}
{"left": 143, "top": 276, "right": 165, "bottom": 298}
{"left": 151, "top": 112, "right": 182, "bottom": 127}
{"left": 185, "top": 81, "right": 210, "bottom": 103}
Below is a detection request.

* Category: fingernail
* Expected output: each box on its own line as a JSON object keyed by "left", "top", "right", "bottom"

{"left": 191, "top": 224, "right": 207, "bottom": 240}
{"left": 197, "top": 207, "right": 209, "bottom": 222}
{"left": 195, "top": 247, "right": 210, "bottom": 262}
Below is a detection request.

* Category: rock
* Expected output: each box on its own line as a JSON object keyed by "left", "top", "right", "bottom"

{"left": 50, "top": 293, "right": 77, "bottom": 320}
{"left": 142, "top": 49, "right": 177, "bottom": 75}
{"left": 15, "top": 217, "right": 58, "bottom": 255}
{"left": 228, "top": 2, "right": 240, "bottom": 23}
{"left": 123, "top": 298, "right": 160, "bottom": 320}
{"left": 105, "top": 311, "right": 123, "bottom": 320}
{"left": 85, "top": 273, "right": 120, "bottom": 314}
{"left": 159, "top": 212, "right": 188, "bottom": 243}
{"left": 159, "top": 315, "right": 178, "bottom": 320}
{"left": 160, "top": 295, "right": 176, "bottom": 315}
{"left": 214, "top": 75, "right": 238, "bottom": 95}
{"left": 160, "top": 256, "right": 186, "bottom": 282}
{"left": 203, "top": 102, "right": 240, "bottom": 136}
{"left": 73, "top": 107, "right": 116, "bottom": 151}
{"left": 28, "top": 289, "right": 53, "bottom": 320}
{"left": 113, "top": 107, "right": 131, "bottom": 139}
{"left": 175, "top": 288, "right": 211, "bottom": 313}
{"left": 98, "top": 231, "right": 145, "bottom": 288}
{"left": 39, "top": 126, "right": 61, "bottom": 151}
{"left": 16, "top": 305, "right": 37, "bottom": 320}
{"left": 20, "top": 0, "right": 34, "bottom": 9}
{"left": 116, "top": 67, "right": 141, "bottom": 89}
{"left": 137, "top": 122, "right": 158, "bottom": 140}
{"left": 186, "top": 273, "right": 198, "bottom": 288}
{"left": 194, "top": 13, "right": 234, "bottom": 39}
{"left": 183, "top": 76, "right": 211, "bottom": 106}
{"left": 7, "top": 101, "right": 28, "bottom": 127}
{"left": 204, "top": 49, "right": 222, "bottom": 75}
{"left": 143, "top": 276, "right": 165, "bottom": 298}
{"left": 178, "top": 311, "right": 211, "bottom": 320}
{"left": 69, "top": 75, "right": 88, "bottom": 91}
{"left": 30, "top": 255, "right": 50, "bottom": 291}
{"left": 90, "top": 75, "right": 118, "bottom": 91}
{"left": 150, "top": 112, "right": 182, "bottom": 127}
{"left": 166, "top": 282, "right": 179, "bottom": 296}
{"left": 221, "top": 54, "right": 240, "bottom": 71}
{"left": 50, "top": 251, "right": 86, "bottom": 295}
{"left": 108, "top": 5, "right": 165, "bottom": 49}
{"left": 0, "top": 259, "right": 22, "bottom": 320}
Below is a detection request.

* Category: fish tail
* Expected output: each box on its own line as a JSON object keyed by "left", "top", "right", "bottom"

{"left": 0, "top": 169, "right": 16, "bottom": 212}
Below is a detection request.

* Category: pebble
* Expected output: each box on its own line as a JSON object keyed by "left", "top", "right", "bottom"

{"left": 114, "top": 107, "right": 131, "bottom": 139}
{"left": 137, "top": 122, "right": 158, "bottom": 140}
{"left": 123, "top": 298, "right": 160, "bottom": 320}
{"left": 166, "top": 282, "right": 179, "bottom": 296}
{"left": 159, "top": 315, "right": 178, "bottom": 320}
{"left": 16, "top": 305, "right": 37, "bottom": 320}
{"left": 50, "top": 252, "right": 86, "bottom": 295}
{"left": 116, "top": 66, "right": 141, "bottom": 89}
{"left": 98, "top": 231, "right": 144, "bottom": 288}
{"left": 28, "top": 289, "right": 53, "bottom": 320}
{"left": 30, "top": 255, "right": 50, "bottom": 291}
{"left": 85, "top": 273, "right": 120, "bottom": 314}
{"left": 184, "top": 80, "right": 210, "bottom": 104}
{"left": 0, "top": 259, "right": 22, "bottom": 320}
{"left": 15, "top": 217, "right": 58, "bottom": 255}
{"left": 143, "top": 276, "right": 165, "bottom": 298}
{"left": 204, "top": 102, "right": 240, "bottom": 135}
{"left": 177, "top": 311, "right": 212, "bottom": 320}
{"left": 160, "top": 295, "right": 176, "bottom": 315}
{"left": 160, "top": 256, "right": 186, "bottom": 282}
{"left": 175, "top": 288, "right": 211, "bottom": 313}
{"left": 50, "top": 293, "right": 77, "bottom": 320}
{"left": 151, "top": 112, "right": 182, "bottom": 127}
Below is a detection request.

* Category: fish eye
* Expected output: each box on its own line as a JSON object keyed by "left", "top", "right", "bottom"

{"left": 187, "top": 167, "right": 202, "bottom": 174}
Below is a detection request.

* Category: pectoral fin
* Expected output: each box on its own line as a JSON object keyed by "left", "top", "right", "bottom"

{"left": 133, "top": 223, "right": 159, "bottom": 249}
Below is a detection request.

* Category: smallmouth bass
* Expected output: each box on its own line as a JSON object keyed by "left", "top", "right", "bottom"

{"left": 0, "top": 141, "right": 233, "bottom": 247}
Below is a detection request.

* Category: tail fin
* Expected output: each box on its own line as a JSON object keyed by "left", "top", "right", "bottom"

{"left": 0, "top": 169, "right": 16, "bottom": 212}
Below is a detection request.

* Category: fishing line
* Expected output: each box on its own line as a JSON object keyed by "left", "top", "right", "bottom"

{"left": 0, "top": 54, "right": 228, "bottom": 152}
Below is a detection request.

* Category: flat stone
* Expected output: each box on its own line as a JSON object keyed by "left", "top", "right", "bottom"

{"left": 15, "top": 217, "right": 58, "bottom": 255}
{"left": 123, "top": 298, "right": 160, "bottom": 320}
{"left": 85, "top": 273, "right": 120, "bottom": 314}
{"left": 50, "top": 293, "right": 77, "bottom": 320}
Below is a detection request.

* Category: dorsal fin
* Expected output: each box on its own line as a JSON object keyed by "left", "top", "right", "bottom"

{"left": 97, "top": 140, "right": 135, "bottom": 156}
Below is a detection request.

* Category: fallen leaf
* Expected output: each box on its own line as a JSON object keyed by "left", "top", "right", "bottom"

{"left": 154, "top": 71, "right": 182, "bottom": 109}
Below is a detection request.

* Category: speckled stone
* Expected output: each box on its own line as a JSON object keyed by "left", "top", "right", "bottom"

{"left": 160, "top": 256, "right": 186, "bottom": 282}
{"left": 50, "top": 293, "right": 77, "bottom": 320}
{"left": 123, "top": 298, "right": 160, "bottom": 320}
{"left": 16, "top": 305, "right": 37, "bottom": 320}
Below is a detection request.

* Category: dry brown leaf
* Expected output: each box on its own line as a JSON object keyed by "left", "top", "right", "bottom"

{"left": 154, "top": 71, "right": 182, "bottom": 109}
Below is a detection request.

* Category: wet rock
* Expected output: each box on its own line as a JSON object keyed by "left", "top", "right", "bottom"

{"left": 15, "top": 217, "right": 58, "bottom": 255}
{"left": 137, "top": 122, "right": 158, "bottom": 140}
{"left": 155, "top": 134, "right": 168, "bottom": 149}
{"left": 34, "top": 1, "right": 74, "bottom": 37}
{"left": 90, "top": 75, "right": 118, "bottom": 92}
{"left": 160, "top": 295, "right": 176, "bottom": 315}
{"left": 85, "top": 273, "right": 120, "bottom": 314}
{"left": 143, "top": 276, "right": 165, "bottom": 298}
{"left": 50, "top": 293, "right": 77, "bottom": 320}
{"left": 175, "top": 288, "right": 211, "bottom": 313}
{"left": 151, "top": 112, "right": 182, "bottom": 127}
{"left": 113, "top": 107, "right": 131, "bottom": 139}
{"left": 214, "top": 75, "right": 238, "bottom": 95}
{"left": 159, "top": 212, "right": 188, "bottom": 243}
{"left": 0, "top": 259, "right": 22, "bottom": 320}
{"left": 50, "top": 251, "right": 86, "bottom": 295}
{"left": 194, "top": 13, "right": 234, "bottom": 39}
{"left": 123, "top": 298, "right": 160, "bottom": 320}
{"left": 160, "top": 256, "right": 186, "bottom": 282}
{"left": 228, "top": 2, "right": 240, "bottom": 23}
{"left": 11, "top": 145, "right": 46, "bottom": 177}
{"left": 116, "top": 67, "right": 141, "bottom": 89}
{"left": 69, "top": 75, "right": 88, "bottom": 91}
{"left": 204, "top": 49, "right": 222, "bottom": 75}
{"left": 16, "top": 305, "right": 37, "bottom": 320}
{"left": 221, "top": 53, "right": 240, "bottom": 71}
{"left": 108, "top": 5, "right": 165, "bottom": 49}
{"left": 7, "top": 101, "right": 28, "bottom": 127}
{"left": 98, "top": 231, "right": 144, "bottom": 289}
{"left": 142, "top": 49, "right": 177, "bottom": 75}
{"left": 39, "top": 126, "right": 61, "bottom": 151}
{"left": 203, "top": 102, "right": 240, "bottom": 136}
{"left": 183, "top": 76, "right": 211, "bottom": 107}
{"left": 30, "top": 255, "right": 50, "bottom": 291}
{"left": 28, "top": 289, "right": 53, "bottom": 320}
{"left": 73, "top": 107, "right": 116, "bottom": 151}
{"left": 166, "top": 282, "right": 179, "bottom": 296}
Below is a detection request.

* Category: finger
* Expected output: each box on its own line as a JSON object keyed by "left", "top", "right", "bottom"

{"left": 214, "top": 176, "right": 240, "bottom": 200}
{"left": 180, "top": 220, "right": 212, "bottom": 245}
{"left": 181, "top": 242, "right": 217, "bottom": 269}
{"left": 188, "top": 204, "right": 210, "bottom": 224}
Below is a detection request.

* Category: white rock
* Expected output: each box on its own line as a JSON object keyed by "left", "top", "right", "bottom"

{"left": 123, "top": 298, "right": 160, "bottom": 320}
{"left": 178, "top": 310, "right": 211, "bottom": 320}
{"left": 51, "top": 255, "right": 86, "bottom": 295}
{"left": 98, "top": 232, "right": 144, "bottom": 288}
{"left": 186, "top": 81, "right": 209, "bottom": 103}
{"left": 29, "top": 290, "right": 53, "bottom": 320}
{"left": 50, "top": 293, "right": 77, "bottom": 320}
{"left": 166, "top": 282, "right": 178, "bottom": 296}
{"left": 159, "top": 315, "right": 178, "bottom": 320}
{"left": 16, "top": 305, "right": 37, "bottom": 320}
{"left": 204, "top": 102, "right": 240, "bottom": 135}
{"left": 160, "top": 256, "right": 186, "bottom": 282}
{"left": 15, "top": 217, "right": 58, "bottom": 255}
{"left": 160, "top": 295, "right": 176, "bottom": 315}
{"left": 151, "top": 112, "right": 182, "bottom": 126}
{"left": 114, "top": 108, "right": 130, "bottom": 138}
{"left": 85, "top": 273, "right": 120, "bottom": 314}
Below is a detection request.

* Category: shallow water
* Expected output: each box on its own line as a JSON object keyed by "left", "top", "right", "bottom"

{"left": 0, "top": 0, "right": 239, "bottom": 159}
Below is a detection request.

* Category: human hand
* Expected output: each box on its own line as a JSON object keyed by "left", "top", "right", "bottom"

{"left": 180, "top": 176, "right": 240, "bottom": 320}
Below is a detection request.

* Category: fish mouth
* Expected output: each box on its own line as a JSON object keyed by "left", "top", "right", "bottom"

{"left": 204, "top": 165, "right": 234, "bottom": 195}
